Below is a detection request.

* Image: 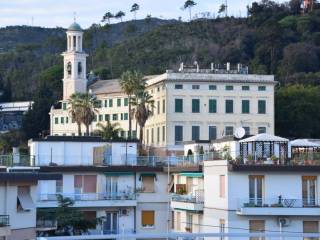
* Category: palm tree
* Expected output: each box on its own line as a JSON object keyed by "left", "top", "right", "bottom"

{"left": 68, "top": 93, "right": 83, "bottom": 136}
{"left": 120, "top": 70, "right": 145, "bottom": 139}
{"left": 131, "top": 90, "right": 154, "bottom": 144}
{"left": 183, "top": 0, "right": 197, "bottom": 21}
{"left": 115, "top": 11, "right": 125, "bottom": 22}
{"left": 102, "top": 12, "right": 114, "bottom": 24}
{"left": 130, "top": 3, "right": 140, "bottom": 20}
{"left": 94, "top": 121, "right": 123, "bottom": 140}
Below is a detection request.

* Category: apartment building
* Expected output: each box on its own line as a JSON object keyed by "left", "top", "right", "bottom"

{"left": 50, "top": 22, "right": 276, "bottom": 152}
{"left": 28, "top": 136, "right": 169, "bottom": 236}
{"left": 0, "top": 166, "right": 60, "bottom": 240}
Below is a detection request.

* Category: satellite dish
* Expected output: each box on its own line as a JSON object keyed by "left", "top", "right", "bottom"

{"left": 234, "top": 127, "right": 246, "bottom": 139}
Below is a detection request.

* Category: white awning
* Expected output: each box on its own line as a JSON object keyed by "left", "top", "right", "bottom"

{"left": 18, "top": 188, "right": 35, "bottom": 211}
{"left": 239, "top": 133, "right": 289, "bottom": 143}
{"left": 290, "top": 139, "right": 320, "bottom": 148}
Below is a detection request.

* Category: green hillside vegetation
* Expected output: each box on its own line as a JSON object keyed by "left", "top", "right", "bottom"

{"left": 0, "top": 0, "right": 320, "bottom": 146}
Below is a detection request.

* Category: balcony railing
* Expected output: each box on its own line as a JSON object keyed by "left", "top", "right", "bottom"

{"left": 0, "top": 154, "right": 35, "bottom": 167}
{"left": 36, "top": 219, "right": 57, "bottom": 229}
{"left": 39, "top": 192, "right": 136, "bottom": 201}
{"left": 0, "top": 215, "right": 9, "bottom": 227}
{"left": 238, "top": 197, "right": 320, "bottom": 209}
{"left": 171, "top": 190, "right": 204, "bottom": 204}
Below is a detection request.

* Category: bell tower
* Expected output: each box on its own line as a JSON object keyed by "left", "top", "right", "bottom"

{"left": 62, "top": 22, "right": 88, "bottom": 100}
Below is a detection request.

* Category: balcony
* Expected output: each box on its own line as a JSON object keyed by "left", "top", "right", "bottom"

{"left": 36, "top": 219, "right": 57, "bottom": 231}
{"left": 171, "top": 190, "right": 204, "bottom": 212}
{"left": 237, "top": 197, "right": 320, "bottom": 216}
{"left": 37, "top": 193, "right": 137, "bottom": 208}
{"left": 0, "top": 215, "right": 10, "bottom": 237}
{"left": 0, "top": 155, "right": 35, "bottom": 167}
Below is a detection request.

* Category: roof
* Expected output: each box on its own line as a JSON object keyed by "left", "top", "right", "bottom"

{"left": 30, "top": 136, "right": 139, "bottom": 143}
{"left": 239, "top": 133, "right": 289, "bottom": 143}
{"left": 290, "top": 139, "right": 320, "bottom": 148}
{"left": 89, "top": 79, "right": 123, "bottom": 95}
{"left": 68, "top": 22, "right": 82, "bottom": 31}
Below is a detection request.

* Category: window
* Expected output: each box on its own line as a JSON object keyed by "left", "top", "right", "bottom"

{"left": 142, "top": 175, "right": 155, "bottom": 192}
{"left": 120, "top": 131, "right": 125, "bottom": 138}
{"left": 209, "top": 99, "right": 217, "bottom": 113}
{"left": 302, "top": 176, "right": 317, "bottom": 206}
{"left": 104, "top": 100, "right": 108, "bottom": 108}
{"left": 244, "top": 127, "right": 250, "bottom": 136}
{"left": 219, "top": 219, "right": 225, "bottom": 240}
{"left": 61, "top": 117, "right": 64, "bottom": 124}
{"left": 93, "top": 115, "right": 97, "bottom": 122}
{"left": 225, "top": 100, "right": 233, "bottom": 113}
{"left": 74, "top": 175, "right": 97, "bottom": 193}
{"left": 95, "top": 100, "right": 102, "bottom": 108}
{"left": 99, "top": 115, "right": 103, "bottom": 121}
{"left": 162, "top": 126, "right": 165, "bottom": 142}
{"left": 124, "top": 113, "right": 128, "bottom": 120}
{"left": 157, "top": 127, "right": 160, "bottom": 143}
{"left": 157, "top": 101, "right": 160, "bottom": 114}
{"left": 162, "top": 99, "right": 165, "bottom": 113}
{"left": 141, "top": 211, "right": 155, "bottom": 228}
{"left": 209, "top": 85, "right": 217, "bottom": 90}
{"left": 258, "top": 127, "right": 266, "bottom": 134}
{"left": 258, "top": 100, "right": 266, "bottom": 114}
{"left": 105, "top": 114, "right": 110, "bottom": 121}
{"left": 117, "top": 98, "right": 121, "bottom": 107}
{"left": 55, "top": 117, "right": 59, "bottom": 124}
{"left": 242, "top": 100, "right": 250, "bottom": 114}
{"left": 120, "top": 113, "right": 124, "bottom": 120}
{"left": 124, "top": 98, "right": 128, "bottom": 106}
{"left": 56, "top": 180, "right": 63, "bottom": 193}
{"left": 225, "top": 126, "right": 234, "bottom": 136}
{"left": 132, "top": 130, "right": 137, "bottom": 139}
{"left": 220, "top": 175, "right": 225, "bottom": 198}
{"left": 242, "top": 86, "right": 250, "bottom": 91}
{"left": 146, "top": 129, "right": 149, "bottom": 144}
{"left": 175, "top": 84, "right": 183, "bottom": 89}
{"left": 112, "top": 114, "right": 118, "bottom": 121}
{"left": 175, "top": 99, "right": 183, "bottom": 113}
{"left": 249, "top": 220, "right": 265, "bottom": 240}
{"left": 176, "top": 212, "right": 181, "bottom": 231}
{"left": 62, "top": 102, "right": 67, "bottom": 110}
{"left": 186, "top": 213, "right": 193, "bottom": 232}
{"left": 258, "top": 86, "right": 266, "bottom": 91}
{"left": 192, "top": 85, "right": 200, "bottom": 90}
{"left": 109, "top": 99, "right": 113, "bottom": 107}
{"left": 209, "top": 126, "right": 217, "bottom": 140}
{"left": 157, "top": 87, "right": 160, "bottom": 92}
{"left": 192, "top": 126, "right": 200, "bottom": 141}
{"left": 175, "top": 126, "right": 183, "bottom": 142}
{"left": 225, "top": 85, "right": 234, "bottom": 91}
{"left": 66, "top": 117, "right": 69, "bottom": 124}
{"left": 192, "top": 99, "right": 200, "bottom": 113}
{"left": 151, "top": 128, "right": 154, "bottom": 143}
{"left": 249, "top": 175, "right": 264, "bottom": 206}
{"left": 303, "top": 221, "right": 319, "bottom": 239}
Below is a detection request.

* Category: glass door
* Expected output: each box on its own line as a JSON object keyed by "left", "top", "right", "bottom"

{"left": 249, "top": 176, "right": 264, "bottom": 206}
{"left": 302, "top": 176, "right": 317, "bottom": 206}
{"left": 106, "top": 176, "right": 118, "bottom": 199}
{"left": 103, "top": 212, "right": 118, "bottom": 234}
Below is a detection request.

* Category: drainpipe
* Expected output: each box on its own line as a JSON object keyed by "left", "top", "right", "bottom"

{"left": 134, "top": 172, "right": 136, "bottom": 233}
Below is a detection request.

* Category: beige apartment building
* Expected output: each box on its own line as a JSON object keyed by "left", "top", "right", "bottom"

{"left": 50, "top": 22, "right": 276, "bottom": 151}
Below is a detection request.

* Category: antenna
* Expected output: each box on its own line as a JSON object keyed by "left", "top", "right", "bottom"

{"left": 234, "top": 127, "right": 246, "bottom": 139}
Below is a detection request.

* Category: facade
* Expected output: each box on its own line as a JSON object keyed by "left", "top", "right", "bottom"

{"left": 0, "top": 167, "right": 60, "bottom": 240}
{"left": 49, "top": 22, "right": 276, "bottom": 152}
{"left": 29, "top": 136, "right": 169, "bottom": 236}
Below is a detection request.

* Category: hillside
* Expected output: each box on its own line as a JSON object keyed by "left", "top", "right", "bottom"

{"left": 2, "top": 0, "right": 320, "bottom": 140}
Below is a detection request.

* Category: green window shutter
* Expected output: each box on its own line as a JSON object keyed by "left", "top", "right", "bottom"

{"left": 225, "top": 100, "right": 233, "bottom": 113}
{"left": 112, "top": 114, "right": 118, "bottom": 120}
{"left": 117, "top": 98, "right": 121, "bottom": 107}
{"left": 209, "top": 85, "right": 217, "bottom": 90}
{"left": 242, "top": 100, "right": 250, "bottom": 114}
{"left": 242, "top": 86, "right": 250, "bottom": 91}
{"left": 62, "top": 103, "right": 67, "bottom": 110}
{"left": 175, "top": 99, "right": 183, "bottom": 113}
{"left": 66, "top": 117, "right": 69, "bottom": 124}
{"left": 157, "top": 101, "right": 160, "bottom": 114}
{"left": 55, "top": 117, "right": 59, "bottom": 124}
{"left": 124, "top": 98, "right": 128, "bottom": 106}
{"left": 121, "top": 113, "right": 124, "bottom": 120}
{"left": 192, "top": 99, "right": 200, "bottom": 113}
{"left": 162, "top": 99, "right": 165, "bottom": 113}
{"left": 175, "top": 126, "right": 183, "bottom": 142}
{"left": 99, "top": 115, "right": 103, "bottom": 121}
{"left": 258, "top": 100, "right": 266, "bottom": 114}
{"left": 225, "top": 85, "right": 234, "bottom": 91}
{"left": 258, "top": 86, "right": 266, "bottom": 91}
{"left": 209, "top": 99, "right": 217, "bottom": 113}
{"left": 192, "top": 126, "right": 200, "bottom": 141}
{"left": 61, "top": 117, "right": 64, "bottom": 124}
{"left": 109, "top": 99, "right": 113, "bottom": 107}
{"left": 104, "top": 100, "right": 108, "bottom": 108}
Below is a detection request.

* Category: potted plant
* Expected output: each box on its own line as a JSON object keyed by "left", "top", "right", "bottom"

{"left": 247, "top": 154, "right": 254, "bottom": 164}
{"left": 271, "top": 155, "right": 278, "bottom": 165}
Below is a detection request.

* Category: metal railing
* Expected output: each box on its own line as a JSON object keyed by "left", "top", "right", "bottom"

{"left": 0, "top": 154, "right": 35, "bottom": 167}
{"left": 0, "top": 215, "right": 9, "bottom": 227}
{"left": 172, "top": 190, "right": 204, "bottom": 204}
{"left": 36, "top": 219, "right": 57, "bottom": 229}
{"left": 38, "top": 192, "right": 136, "bottom": 201}
{"left": 238, "top": 197, "right": 319, "bottom": 209}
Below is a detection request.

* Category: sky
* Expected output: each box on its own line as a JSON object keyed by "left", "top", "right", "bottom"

{"left": 0, "top": 0, "right": 286, "bottom": 28}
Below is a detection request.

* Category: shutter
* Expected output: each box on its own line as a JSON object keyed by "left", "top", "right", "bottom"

{"left": 74, "top": 175, "right": 82, "bottom": 188}
{"left": 83, "top": 175, "right": 97, "bottom": 193}
{"left": 303, "top": 221, "right": 319, "bottom": 233}
{"left": 142, "top": 176, "right": 155, "bottom": 192}
{"left": 142, "top": 211, "right": 155, "bottom": 226}
{"left": 93, "top": 146, "right": 105, "bottom": 165}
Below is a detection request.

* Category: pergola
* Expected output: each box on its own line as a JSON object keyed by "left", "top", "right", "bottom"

{"left": 239, "top": 134, "right": 289, "bottom": 163}
{"left": 290, "top": 139, "right": 320, "bottom": 163}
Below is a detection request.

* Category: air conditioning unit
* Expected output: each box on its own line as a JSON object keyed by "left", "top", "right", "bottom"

{"left": 278, "top": 217, "right": 290, "bottom": 227}
{"left": 120, "top": 209, "right": 129, "bottom": 216}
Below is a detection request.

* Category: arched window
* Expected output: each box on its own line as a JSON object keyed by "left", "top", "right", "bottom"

{"left": 67, "top": 62, "right": 72, "bottom": 76}
{"left": 78, "top": 62, "right": 82, "bottom": 76}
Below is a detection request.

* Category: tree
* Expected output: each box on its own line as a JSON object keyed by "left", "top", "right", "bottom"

{"left": 131, "top": 90, "right": 154, "bottom": 145}
{"left": 55, "top": 195, "right": 96, "bottom": 235}
{"left": 115, "top": 11, "right": 125, "bottom": 22}
{"left": 120, "top": 71, "right": 145, "bottom": 139}
{"left": 183, "top": 0, "right": 197, "bottom": 21}
{"left": 102, "top": 12, "right": 114, "bottom": 24}
{"left": 0, "top": 130, "right": 25, "bottom": 154}
{"left": 93, "top": 120, "right": 123, "bottom": 140}
{"left": 68, "top": 93, "right": 83, "bottom": 136}
{"left": 130, "top": 3, "right": 140, "bottom": 20}
{"left": 289, "top": 0, "right": 303, "bottom": 14}
{"left": 218, "top": 4, "right": 227, "bottom": 16}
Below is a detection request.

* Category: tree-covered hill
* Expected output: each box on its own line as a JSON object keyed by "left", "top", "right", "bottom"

{"left": 2, "top": 0, "right": 320, "bottom": 140}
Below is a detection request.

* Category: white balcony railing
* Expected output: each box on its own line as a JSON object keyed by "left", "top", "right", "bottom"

{"left": 171, "top": 190, "right": 204, "bottom": 204}
{"left": 38, "top": 192, "right": 136, "bottom": 201}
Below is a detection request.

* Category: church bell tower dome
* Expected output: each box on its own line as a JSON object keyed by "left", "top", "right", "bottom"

{"left": 68, "top": 22, "right": 82, "bottom": 32}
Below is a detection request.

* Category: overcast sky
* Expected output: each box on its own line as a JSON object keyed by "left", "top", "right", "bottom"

{"left": 0, "top": 0, "right": 286, "bottom": 28}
